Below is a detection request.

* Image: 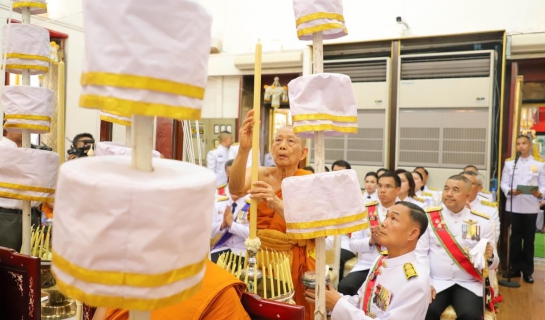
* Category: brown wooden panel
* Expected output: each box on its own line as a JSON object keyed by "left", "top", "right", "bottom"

{"left": 155, "top": 117, "right": 174, "bottom": 159}
{"left": 99, "top": 120, "right": 112, "bottom": 142}
{"left": 388, "top": 41, "right": 400, "bottom": 170}
{"left": 522, "top": 82, "right": 545, "bottom": 101}
{"left": 517, "top": 58, "right": 545, "bottom": 82}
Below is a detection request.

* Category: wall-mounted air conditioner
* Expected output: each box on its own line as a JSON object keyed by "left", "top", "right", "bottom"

{"left": 508, "top": 32, "right": 545, "bottom": 59}
{"left": 395, "top": 50, "right": 496, "bottom": 189}
{"left": 210, "top": 37, "right": 222, "bottom": 54}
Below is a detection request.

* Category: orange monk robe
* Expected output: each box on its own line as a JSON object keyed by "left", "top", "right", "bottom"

{"left": 257, "top": 168, "right": 315, "bottom": 320}
{"left": 104, "top": 260, "right": 250, "bottom": 320}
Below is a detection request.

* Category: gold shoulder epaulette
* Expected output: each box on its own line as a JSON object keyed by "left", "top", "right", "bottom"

{"left": 404, "top": 263, "right": 418, "bottom": 280}
{"left": 217, "top": 184, "right": 227, "bottom": 190}
{"left": 217, "top": 196, "right": 229, "bottom": 202}
{"left": 480, "top": 200, "right": 498, "bottom": 208}
{"left": 533, "top": 156, "right": 545, "bottom": 162}
{"left": 422, "top": 191, "right": 434, "bottom": 197}
{"left": 361, "top": 189, "right": 365, "bottom": 195}
{"left": 480, "top": 189, "right": 491, "bottom": 194}
{"left": 425, "top": 206, "right": 443, "bottom": 213}
{"left": 470, "top": 209, "right": 490, "bottom": 220}
{"left": 413, "top": 196, "right": 425, "bottom": 203}
{"left": 245, "top": 198, "right": 251, "bottom": 204}
{"left": 429, "top": 187, "right": 438, "bottom": 191}
{"left": 365, "top": 200, "right": 379, "bottom": 207}
{"left": 232, "top": 142, "right": 240, "bottom": 146}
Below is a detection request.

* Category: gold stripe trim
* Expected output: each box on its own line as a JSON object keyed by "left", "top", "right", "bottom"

{"left": 296, "top": 12, "right": 344, "bottom": 26}
{"left": 4, "top": 64, "right": 49, "bottom": 73}
{"left": 5, "top": 114, "right": 51, "bottom": 121}
{"left": 12, "top": 2, "right": 47, "bottom": 9}
{"left": 286, "top": 212, "right": 367, "bottom": 229}
{"left": 52, "top": 250, "right": 207, "bottom": 287}
{"left": 80, "top": 94, "right": 202, "bottom": 121}
{"left": 292, "top": 113, "right": 357, "bottom": 123}
{"left": 53, "top": 272, "right": 203, "bottom": 311}
{"left": 297, "top": 23, "right": 347, "bottom": 38}
{"left": 81, "top": 72, "right": 205, "bottom": 100}
{"left": 293, "top": 124, "right": 357, "bottom": 134}
{"left": 100, "top": 115, "right": 132, "bottom": 127}
{"left": 287, "top": 222, "right": 369, "bottom": 240}
{"left": 0, "top": 191, "right": 54, "bottom": 202}
{"left": 4, "top": 123, "right": 50, "bottom": 132}
{"left": 0, "top": 182, "right": 55, "bottom": 194}
{"left": 4, "top": 53, "right": 50, "bottom": 63}
{"left": 101, "top": 108, "right": 131, "bottom": 118}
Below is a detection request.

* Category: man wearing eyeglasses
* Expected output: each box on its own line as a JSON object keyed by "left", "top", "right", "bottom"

{"left": 339, "top": 171, "right": 401, "bottom": 296}
{"left": 461, "top": 171, "right": 500, "bottom": 243}
{"left": 67, "top": 133, "right": 95, "bottom": 160}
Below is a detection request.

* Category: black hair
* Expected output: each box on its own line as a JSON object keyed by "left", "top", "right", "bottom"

{"left": 225, "top": 159, "right": 234, "bottom": 169}
{"left": 325, "top": 166, "right": 330, "bottom": 172}
{"left": 303, "top": 166, "right": 315, "bottom": 173}
{"left": 394, "top": 168, "right": 407, "bottom": 174}
{"left": 365, "top": 171, "right": 379, "bottom": 181}
{"left": 378, "top": 171, "right": 401, "bottom": 188}
{"left": 332, "top": 160, "right": 351, "bottom": 170}
{"left": 463, "top": 165, "right": 478, "bottom": 172}
{"left": 413, "top": 167, "right": 428, "bottom": 176}
{"left": 376, "top": 168, "right": 388, "bottom": 175}
{"left": 516, "top": 134, "right": 531, "bottom": 143}
{"left": 72, "top": 133, "right": 94, "bottom": 147}
{"left": 446, "top": 174, "right": 471, "bottom": 190}
{"left": 395, "top": 201, "right": 428, "bottom": 240}
{"left": 399, "top": 171, "right": 416, "bottom": 197}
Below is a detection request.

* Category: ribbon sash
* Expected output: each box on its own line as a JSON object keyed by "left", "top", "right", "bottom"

{"left": 363, "top": 256, "right": 385, "bottom": 313}
{"left": 428, "top": 210, "right": 483, "bottom": 282}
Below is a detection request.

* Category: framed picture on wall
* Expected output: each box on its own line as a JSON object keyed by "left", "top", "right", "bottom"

{"left": 226, "top": 125, "right": 232, "bottom": 133}
{"left": 214, "top": 124, "right": 220, "bottom": 134}
{"left": 214, "top": 139, "right": 219, "bottom": 149}
{"left": 220, "top": 125, "right": 226, "bottom": 132}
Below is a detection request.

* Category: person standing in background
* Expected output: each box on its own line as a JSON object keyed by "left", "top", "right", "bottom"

{"left": 207, "top": 131, "right": 233, "bottom": 187}
{"left": 500, "top": 134, "right": 545, "bottom": 284}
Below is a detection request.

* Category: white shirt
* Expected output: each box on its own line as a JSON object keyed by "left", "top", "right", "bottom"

{"left": 0, "top": 136, "right": 17, "bottom": 148}
{"left": 362, "top": 191, "right": 378, "bottom": 203}
{"left": 210, "top": 195, "right": 250, "bottom": 256}
{"left": 228, "top": 145, "right": 260, "bottom": 167}
{"left": 349, "top": 200, "right": 397, "bottom": 273}
{"left": 399, "top": 195, "right": 427, "bottom": 209}
{"left": 207, "top": 145, "right": 230, "bottom": 186}
{"left": 416, "top": 206, "right": 499, "bottom": 297}
{"left": 331, "top": 252, "right": 430, "bottom": 320}
{"left": 469, "top": 198, "right": 500, "bottom": 244}
{"left": 501, "top": 155, "right": 545, "bottom": 214}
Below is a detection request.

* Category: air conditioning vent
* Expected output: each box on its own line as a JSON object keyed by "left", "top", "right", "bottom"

{"left": 324, "top": 59, "right": 387, "bottom": 82}
{"left": 401, "top": 53, "right": 490, "bottom": 80}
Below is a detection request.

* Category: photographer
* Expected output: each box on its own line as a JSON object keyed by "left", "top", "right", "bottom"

{"left": 68, "top": 133, "right": 95, "bottom": 160}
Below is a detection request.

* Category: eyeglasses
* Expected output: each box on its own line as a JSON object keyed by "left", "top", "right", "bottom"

{"left": 377, "top": 184, "right": 396, "bottom": 190}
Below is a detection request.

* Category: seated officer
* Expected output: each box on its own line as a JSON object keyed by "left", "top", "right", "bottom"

{"left": 305, "top": 201, "right": 431, "bottom": 319}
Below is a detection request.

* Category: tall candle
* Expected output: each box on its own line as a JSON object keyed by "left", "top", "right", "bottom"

{"left": 262, "top": 264, "right": 267, "bottom": 299}
{"left": 249, "top": 41, "right": 262, "bottom": 239}
{"left": 57, "top": 60, "right": 66, "bottom": 163}
{"left": 44, "top": 226, "right": 51, "bottom": 260}
{"left": 266, "top": 250, "right": 271, "bottom": 278}
{"left": 276, "top": 263, "right": 281, "bottom": 295}
{"left": 280, "top": 260, "right": 288, "bottom": 294}
{"left": 269, "top": 263, "right": 275, "bottom": 298}
{"left": 253, "top": 267, "right": 257, "bottom": 294}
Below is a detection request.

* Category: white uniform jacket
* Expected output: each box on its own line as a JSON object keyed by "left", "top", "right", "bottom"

{"left": 332, "top": 252, "right": 430, "bottom": 320}
{"left": 469, "top": 198, "right": 500, "bottom": 243}
{"left": 501, "top": 155, "right": 545, "bottom": 214}
{"left": 210, "top": 195, "right": 250, "bottom": 256}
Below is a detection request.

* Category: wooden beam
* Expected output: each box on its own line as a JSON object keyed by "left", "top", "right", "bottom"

{"left": 155, "top": 117, "right": 175, "bottom": 159}
{"left": 388, "top": 41, "right": 400, "bottom": 170}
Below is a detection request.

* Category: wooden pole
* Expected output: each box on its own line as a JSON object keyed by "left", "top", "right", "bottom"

{"left": 20, "top": 7, "right": 32, "bottom": 256}
{"left": 249, "top": 41, "right": 262, "bottom": 239}
{"left": 57, "top": 60, "right": 66, "bottom": 164}
{"left": 128, "top": 114, "right": 154, "bottom": 320}
{"left": 312, "top": 31, "right": 327, "bottom": 320}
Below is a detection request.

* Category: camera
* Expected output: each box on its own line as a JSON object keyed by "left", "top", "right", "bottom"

{"left": 67, "top": 144, "right": 91, "bottom": 158}
{"left": 31, "top": 143, "right": 53, "bottom": 151}
{"left": 396, "top": 16, "right": 402, "bottom": 23}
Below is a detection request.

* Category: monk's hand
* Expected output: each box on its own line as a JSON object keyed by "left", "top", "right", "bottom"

{"left": 304, "top": 289, "right": 316, "bottom": 305}
{"left": 430, "top": 286, "right": 436, "bottom": 303}
{"left": 239, "top": 110, "right": 254, "bottom": 151}
{"left": 223, "top": 205, "right": 233, "bottom": 229}
{"left": 249, "top": 181, "right": 283, "bottom": 212}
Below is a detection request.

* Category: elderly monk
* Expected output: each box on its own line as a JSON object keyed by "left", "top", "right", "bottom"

{"left": 229, "top": 110, "right": 315, "bottom": 319}
{"left": 93, "top": 260, "right": 250, "bottom": 320}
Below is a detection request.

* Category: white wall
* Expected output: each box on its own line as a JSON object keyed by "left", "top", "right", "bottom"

{"left": 0, "top": 4, "right": 95, "bottom": 156}
{"left": 201, "top": 0, "right": 545, "bottom": 54}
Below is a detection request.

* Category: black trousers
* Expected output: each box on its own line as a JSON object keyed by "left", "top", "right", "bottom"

{"left": 508, "top": 212, "right": 537, "bottom": 275}
{"left": 339, "top": 248, "right": 356, "bottom": 282}
{"left": 338, "top": 269, "right": 369, "bottom": 296}
{"left": 0, "top": 207, "right": 41, "bottom": 252}
{"left": 425, "top": 284, "right": 483, "bottom": 320}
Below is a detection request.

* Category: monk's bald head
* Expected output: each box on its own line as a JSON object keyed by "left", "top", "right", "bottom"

{"left": 276, "top": 126, "right": 306, "bottom": 147}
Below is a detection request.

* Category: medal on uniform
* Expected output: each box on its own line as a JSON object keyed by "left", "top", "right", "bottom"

{"left": 463, "top": 219, "right": 480, "bottom": 240}
{"left": 531, "top": 165, "right": 538, "bottom": 174}
{"left": 373, "top": 284, "right": 393, "bottom": 311}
